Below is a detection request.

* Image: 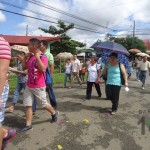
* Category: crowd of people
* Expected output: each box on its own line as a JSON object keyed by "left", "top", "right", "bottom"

{"left": 0, "top": 36, "right": 150, "bottom": 149}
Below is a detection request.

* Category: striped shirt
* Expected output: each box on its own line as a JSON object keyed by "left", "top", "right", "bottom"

{"left": 0, "top": 37, "right": 11, "bottom": 60}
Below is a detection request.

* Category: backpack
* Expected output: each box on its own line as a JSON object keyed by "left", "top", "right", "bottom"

{"left": 45, "top": 67, "right": 53, "bottom": 87}
{"left": 40, "top": 54, "right": 53, "bottom": 87}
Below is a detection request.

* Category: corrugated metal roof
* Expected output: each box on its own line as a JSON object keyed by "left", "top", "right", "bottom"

{"left": 0, "top": 35, "right": 60, "bottom": 46}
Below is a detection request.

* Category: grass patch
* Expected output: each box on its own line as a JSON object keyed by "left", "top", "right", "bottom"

{"left": 8, "top": 73, "right": 65, "bottom": 94}
{"left": 8, "top": 74, "right": 17, "bottom": 94}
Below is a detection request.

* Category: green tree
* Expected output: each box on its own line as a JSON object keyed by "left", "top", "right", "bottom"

{"left": 39, "top": 20, "right": 86, "bottom": 55}
{"left": 109, "top": 36, "right": 146, "bottom": 52}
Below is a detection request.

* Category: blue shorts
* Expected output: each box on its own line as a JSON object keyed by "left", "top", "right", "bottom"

{"left": 0, "top": 81, "right": 9, "bottom": 124}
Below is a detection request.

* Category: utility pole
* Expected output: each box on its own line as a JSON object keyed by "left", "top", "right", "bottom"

{"left": 26, "top": 25, "right": 28, "bottom": 36}
{"left": 133, "top": 20, "right": 135, "bottom": 37}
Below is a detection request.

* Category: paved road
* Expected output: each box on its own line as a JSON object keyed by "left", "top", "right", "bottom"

{"left": 4, "top": 70, "right": 150, "bottom": 150}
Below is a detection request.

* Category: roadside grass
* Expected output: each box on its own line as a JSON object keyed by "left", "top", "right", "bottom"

{"left": 8, "top": 72, "right": 65, "bottom": 94}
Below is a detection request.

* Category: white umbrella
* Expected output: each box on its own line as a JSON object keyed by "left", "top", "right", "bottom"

{"left": 128, "top": 48, "right": 141, "bottom": 54}
{"left": 136, "top": 52, "right": 150, "bottom": 57}
{"left": 56, "top": 52, "right": 73, "bottom": 59}
{"left": 77, "top": 52, "right": 85, "bottom": 57}
{"left": 11, "top": 45, "right": 29, "bottom": 53}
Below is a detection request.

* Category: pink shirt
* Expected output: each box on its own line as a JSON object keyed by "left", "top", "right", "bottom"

{"left": 26, "top": 54, "right": 48, "bottom": 88}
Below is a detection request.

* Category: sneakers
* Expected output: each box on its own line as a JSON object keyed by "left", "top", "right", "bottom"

{"left": 51, "top": 111, "right": 59, "bottom": 123}
{"left": 83, "top": 97, "right": 91, "bottom": 101}
{"left": 20, "top": 125, "right": 32, "bottom": 132}
{"left": 2, "top": 129, "right": 16, "bottom": 150}
{"left": 111, "top": 111, "right": 117, "bottom": 115}
{"left": 141, "top": 84, "right": 145, "bottom": 89}
{"left": 98, "top": 94, "right": 101, "bottom": 98}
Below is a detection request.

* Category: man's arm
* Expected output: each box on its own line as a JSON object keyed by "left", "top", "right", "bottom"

{"left": 0, "top": 59, "right": 10, "bottom": 95}
{"left": 35, "top": 53, "right": 47, "bottom": 72}
{"left": 77, "top": 60, "right": 80, "bottom": 73}
{"left": 148, "top": 62, "right": 150, "bottom": 76}
{"left": 22, "top": 53, "right": 32, "bottom": 70}
{"left": 49, "top": 64, "right": 54, "bottom": 76}
{"left": 46, "top": 52, "right": 54, "bottom": 76}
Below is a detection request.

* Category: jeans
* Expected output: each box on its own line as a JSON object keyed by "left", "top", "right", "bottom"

{"left": 12, "top": 83, "right": 26, "bottom": 104}
{"left": 139, "top": 70, "right": 147, "bottom": 86}
{"left": 47, "top": 84, "right": 57, "bottom": 108}
{"left": 32, "top": 97, "right": 37, "bottom": 112}
{"left": 64, "top": 73, "right": 71, "bottom": 87}
{"left": 136, "top": 68, "right": 140, "bottom": 80}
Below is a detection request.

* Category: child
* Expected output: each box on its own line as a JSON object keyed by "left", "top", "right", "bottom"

{"left": 81, "top": 65, "right": 86, "bottom": 82}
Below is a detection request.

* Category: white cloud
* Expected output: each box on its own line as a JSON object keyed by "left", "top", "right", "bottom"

{"left": 0, "top": 11, "right": 6, "bottom": 22}
{"left": 17, "top": 0, "right": 150, "bottom": 47}
{"left": 0, "top": 4, "right": 6, "bottom": 22}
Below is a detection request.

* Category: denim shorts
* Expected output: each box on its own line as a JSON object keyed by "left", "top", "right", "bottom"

{"left": 0, "top": 81, "right": 9, "bottom": 124}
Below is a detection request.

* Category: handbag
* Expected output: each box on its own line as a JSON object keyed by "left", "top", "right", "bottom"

{"left": 102, "top": 74, "right": 107, "bottom": 81}
{"left": 119, "top": 63, "right": 125, "bottom": 85}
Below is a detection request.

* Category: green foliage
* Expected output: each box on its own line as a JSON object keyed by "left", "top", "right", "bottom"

{"left": 8, "top": 74, "right": 17, "bottom": 94}
{"left": 39, "top": 20, "right": 86, "bottom": 55}
{"left": 109, "top": 36, "right": 147, "bottom": 52}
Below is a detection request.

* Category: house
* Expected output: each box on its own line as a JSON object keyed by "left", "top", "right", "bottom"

{"left": 0, "top": 35, "right": 60, "bottom": 52}
{"left": 0, "top": 35, "right": 60, "bottom": 67}
{"left": 143, "top": 40, "right": 150, "bottom": 54}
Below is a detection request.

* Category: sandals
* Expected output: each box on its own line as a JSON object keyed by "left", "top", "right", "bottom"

{"left": 5, "top": 107, "right": 14, "bottom": 113}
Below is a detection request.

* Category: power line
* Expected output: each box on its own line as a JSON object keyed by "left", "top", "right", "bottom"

{"left": 0, "top": 1, "right": 103, "bottom": 33}
{"left": 25, "top": 0, "right": 117, "bottom": 31}
{"left": 111, "top": 33, "right": 150, "bottom": 37}
{"left": 0, "top": 8, "right": 103, "bottom": 34}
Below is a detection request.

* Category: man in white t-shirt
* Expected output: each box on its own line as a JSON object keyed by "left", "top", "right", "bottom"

{"left": 139, "top": 56, "right": 150, "bottom": 89}
{"left": 135, "top": 56, "right": 142, "bottom": 81}
{"left": 71, "top": 54, "right": 82, "bottom": 87}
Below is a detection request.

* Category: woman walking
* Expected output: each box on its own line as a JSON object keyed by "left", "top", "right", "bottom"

{"left": 85, "top": 56, "right": 102, "bottom": 100}
{"left": 103, "top": 53, "right": 128, "bottom": 115}
{"left": 64, "top": 59, "right": 71, "bottom": 88}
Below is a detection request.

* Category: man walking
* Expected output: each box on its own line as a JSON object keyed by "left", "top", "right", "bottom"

{"left": 71, "top": 54, "right": 82, "bottom": 87}
{"left": 139, "top": 56, "right": 150, "bottom": 89}
{"left": 40, "top": 40, "right": 57, "bottom": 109}
{"left": 21, "top": 38, "right": 58, "bottom": 132}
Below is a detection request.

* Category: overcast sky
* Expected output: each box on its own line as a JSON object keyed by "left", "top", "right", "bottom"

{"left": 0, "top": 0, "right": 150, "bottom": 47}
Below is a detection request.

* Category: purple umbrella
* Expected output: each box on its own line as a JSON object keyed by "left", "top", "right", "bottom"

{"left": 91, "top": 41, "right": 130, "bottom": 56}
